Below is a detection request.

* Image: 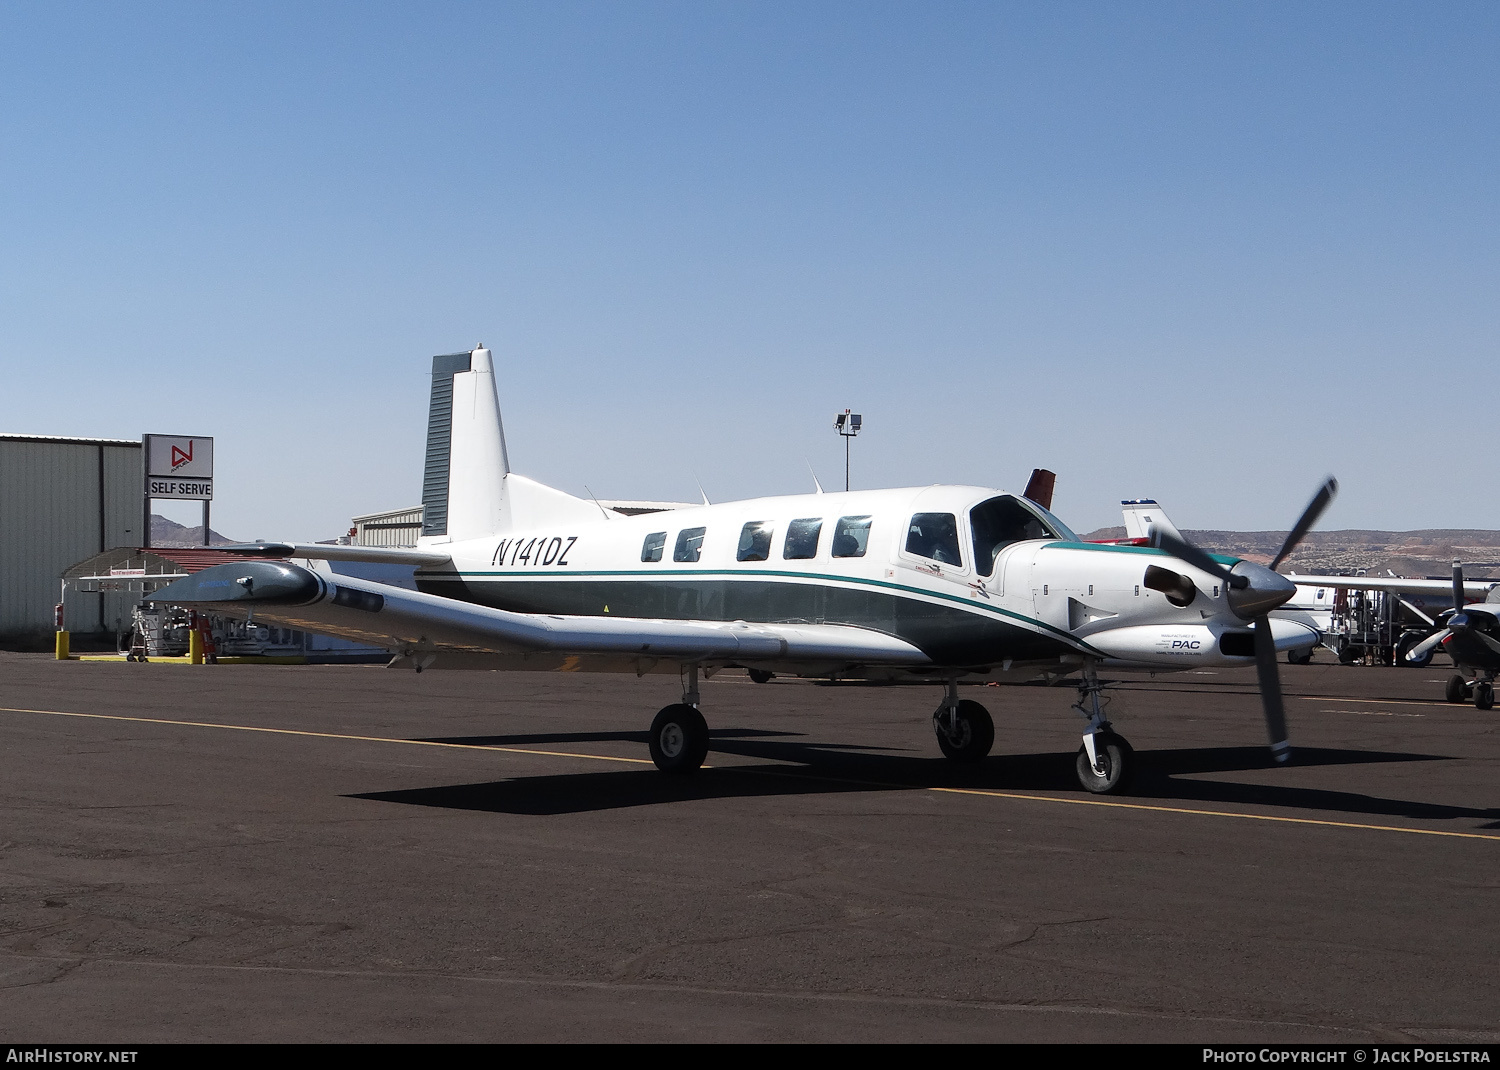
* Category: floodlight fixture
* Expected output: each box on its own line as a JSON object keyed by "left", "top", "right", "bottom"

{"left": 833, "top": 409, "right": 863, "bottom": 491}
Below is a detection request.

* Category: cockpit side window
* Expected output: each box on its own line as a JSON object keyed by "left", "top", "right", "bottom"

{"left": 737, "top": 521, "right": 773, "bottom": 562}
{"left": 970, "top": 496, "right": 1050, "bottom": 577}
{"left": 906, "top": 513, "right": 962, "bottom": 566}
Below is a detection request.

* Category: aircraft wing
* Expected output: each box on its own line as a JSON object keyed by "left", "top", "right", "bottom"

{"left": 146, "top": 560, "right": 930, "bottom": 669}
{"left": 214, "top": 542, "right": 453, "bottom": 567}
{"left": 1282, "top": 573, "right": 1498, "bottom": 598}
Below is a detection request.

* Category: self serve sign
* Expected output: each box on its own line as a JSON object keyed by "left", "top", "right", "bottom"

{"left": 145, "top": 435, "right": 213, "bottom": 499}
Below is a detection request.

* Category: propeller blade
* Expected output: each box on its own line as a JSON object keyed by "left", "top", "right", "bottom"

{"left": 1152, "top": 529, "right": 1245, "bottom": 588}
{"left": 1406, "top": 628, "right": 1451, "bottom": 661}
{"left": 1269, "top": 477, "right": 1339, "bottom": 571}
{"left": 1453, "top": 560, "right": 1465, "bottom": 613}
{"left": 1253, "top": 615, "right": 1291, "bottom": 763}
{"left": 1474, "top": 630, "right": 1500, "bottom": 657}
{"left": 1398, "top": 596, "right": 1436, "bottom": 627}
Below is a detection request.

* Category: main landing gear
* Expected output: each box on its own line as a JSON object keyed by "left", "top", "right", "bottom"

{"left": 1073, "top": 663, "right": 1133, "bottom": 794}
{"left": 648, "top": 664, "right": 711, "bottom": 774}
{"left": 932, "top": 678, "right": 994, "bottom": 763}
{"left": 1446, "top": 670, "right": 1496, "bottom": 710}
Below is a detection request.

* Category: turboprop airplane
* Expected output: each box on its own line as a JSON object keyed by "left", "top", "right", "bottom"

{"left": 146, "top": 346, "right": 1334, "bottom": 795}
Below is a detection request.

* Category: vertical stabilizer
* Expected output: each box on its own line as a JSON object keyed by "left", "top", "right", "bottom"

{"left": 1120, "top": 499, "right": 1183, "bottom": 542}
{"left": 419, "top": 346, "right": 598, "bottom": 542}
{"left": 421, "top": 347, "right": 510, "bottom": 541}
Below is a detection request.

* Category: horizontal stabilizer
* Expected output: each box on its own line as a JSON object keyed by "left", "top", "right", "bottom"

{"left": 598, "top": 499, "right": 699, "bottom": 516}
{"left": 215, "top": 543, "right": 452, "bottom": 567}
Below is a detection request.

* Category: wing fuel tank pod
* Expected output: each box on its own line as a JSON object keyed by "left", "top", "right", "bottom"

{"left": 148, "top": 561, "right": 325, "bottom": 607}
{"left": 1087, "top": 618, "right": 1320, "bottom": 666}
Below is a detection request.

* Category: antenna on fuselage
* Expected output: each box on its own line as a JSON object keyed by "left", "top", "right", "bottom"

{"left": 583, "top": 486, "right": 613, "bottom": 520}
{"left": 806, "top": 461, "right": 824, "bottom": 494}
{"left": 695, "top": 477, "right": 711, "bottom": 506}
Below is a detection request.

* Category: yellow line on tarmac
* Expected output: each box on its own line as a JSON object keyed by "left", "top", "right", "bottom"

{"left": 0, "top": 706, "right": 657, "bottom": 765}
{"left": 3, "top": 705, "right": 1497, "bottom": 842}
{"left": 1295, "top": 695, "right": 1451, "bottom": 709}
{"left": 926, "top": 787, "right": 1500, "bottom": 841}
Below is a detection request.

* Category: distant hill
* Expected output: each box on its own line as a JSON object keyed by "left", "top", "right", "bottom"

{"left": 149, "top": 513, "right": 235, "bottom": 547}
{"left": 1078, "top": 527, "right": 1500, "bottom": 578}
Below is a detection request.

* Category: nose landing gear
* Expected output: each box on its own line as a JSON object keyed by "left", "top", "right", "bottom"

{"left": 1073, "top": 663, "right": 1133, "bottom": 794}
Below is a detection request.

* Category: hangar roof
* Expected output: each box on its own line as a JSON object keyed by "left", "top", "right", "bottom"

{"left": 0, "top": 433, "right": 142, "bottom": 447}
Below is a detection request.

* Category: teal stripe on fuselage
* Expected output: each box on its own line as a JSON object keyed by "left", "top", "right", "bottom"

{"left": 417, "top": 568, "right": 1097, "bottom": 666}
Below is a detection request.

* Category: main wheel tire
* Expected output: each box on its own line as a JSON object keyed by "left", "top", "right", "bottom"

{"left": 1287, "top": 648, "right": 1313, "bottom": 665}
{"left": 932, "top": 699, "right": 994, "bottom": 763}
{"left": 1476, "top": 684, "right": 1495, "bottom": 711}
{"left": 747, "top": 669, "right": 774, "bottom": 684}
{"left": 1076, "top": 732, "right": 1133, "bottom": 795}
{"left": 1395, "top": 631, "right": 1433, "bottom": 668}
{"left": 1446, "top": 674, "right": 1469, "bottom": 704}
{"left": 648, "top": 704, "right": 710, "bottom": 774}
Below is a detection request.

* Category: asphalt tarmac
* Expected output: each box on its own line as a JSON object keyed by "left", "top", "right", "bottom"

{"left": 0, "top": 651, "right": 1495, "bottom": 1043}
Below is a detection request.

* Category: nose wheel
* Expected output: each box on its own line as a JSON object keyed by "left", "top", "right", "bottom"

{"left": 1076, "top": 732, "right": 1133, "bottom": 794}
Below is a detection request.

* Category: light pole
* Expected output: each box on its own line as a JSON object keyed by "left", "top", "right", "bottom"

{"left": 833, "top": 409, "right": 862, "bottom": 492}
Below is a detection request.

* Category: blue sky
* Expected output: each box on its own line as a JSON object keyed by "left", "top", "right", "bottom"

{"left": 2, "top": 2, "right": 1496, "bottom": 539}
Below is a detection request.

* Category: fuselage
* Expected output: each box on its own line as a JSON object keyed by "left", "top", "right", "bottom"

{"left": 413, "top": 484, "right": 1314, "bottom": 672}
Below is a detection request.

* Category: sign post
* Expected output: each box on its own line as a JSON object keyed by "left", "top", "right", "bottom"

{"left": 142, "top": 435, "right": 215, "bottom": 547}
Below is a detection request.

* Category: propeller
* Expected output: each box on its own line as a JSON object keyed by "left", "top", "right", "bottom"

{"left": 1149, "top": 478, "right": 1337, "bottom": 764}
{"left": 1405, "top": 559, "right": 1465, "bottom": 663}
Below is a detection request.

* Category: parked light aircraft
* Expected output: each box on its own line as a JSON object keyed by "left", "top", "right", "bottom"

{"left": 148, "top": 347, "right": 1335, "bottom": 794}
{"left": 1126, "top": 492, "right": 1500, "bottom": 705}
{"left": 1269, "top": 560, "right": 1500, "bottom": 709}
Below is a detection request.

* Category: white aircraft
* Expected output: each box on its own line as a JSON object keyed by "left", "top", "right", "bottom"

{"left": 149, "top": 347, "right": 1332, "bottom": 794}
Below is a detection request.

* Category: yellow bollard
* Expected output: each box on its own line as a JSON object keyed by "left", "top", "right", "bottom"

{"left": 54, "top": 630, "right": 70, "bottom": 660}
{"left": 189, "top": 628, "right": 203, "bottom": 665}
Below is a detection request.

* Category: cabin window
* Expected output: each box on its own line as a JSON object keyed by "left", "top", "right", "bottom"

{"left": 783, "top": 518, "right": 823, "bottom": 560}
{"left": 832, "top": 516, "right": 872, "bottom": 558}
{"left": 969, "top": 496, "right": 1050, "bottom": 577}
{"left": 641, "top": 531, "right": 666, "bottom": 563}
{"left": 906, "top": 513, "right": 962, "bottom": 566}
{"left": 737, "top": 521, "right": 773, "bottom": 562}
{"left": 674, "top": 527, "right": 707, "bottom": 563}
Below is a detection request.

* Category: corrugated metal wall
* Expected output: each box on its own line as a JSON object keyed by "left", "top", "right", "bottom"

{"left": 0, "top": 437, "right": 143, "bottom": 643}
{"left": 354, "top": 507, "right": 423, "bottom": 548}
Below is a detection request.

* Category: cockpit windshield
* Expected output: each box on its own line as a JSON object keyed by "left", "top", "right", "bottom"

{"left": 969, "top": 495, "right": 1079, "bottom": 577}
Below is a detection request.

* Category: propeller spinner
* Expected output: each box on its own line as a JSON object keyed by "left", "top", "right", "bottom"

{"left": 1404, "top": 560, "right": 1464, "bottom": 663}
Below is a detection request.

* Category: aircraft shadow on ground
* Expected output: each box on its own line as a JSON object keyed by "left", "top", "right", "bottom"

{"left": 350, "top": 733, "right": 1499, "bottom": 826}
